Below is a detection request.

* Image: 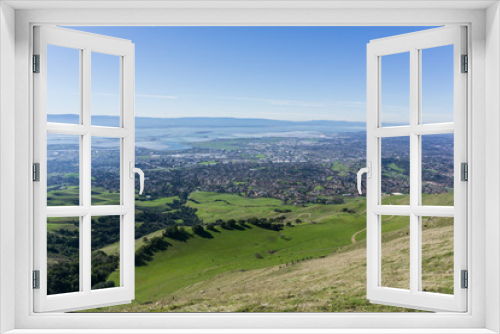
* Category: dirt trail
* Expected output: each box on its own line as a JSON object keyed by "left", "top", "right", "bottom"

{"left": 351, "top": 228, "right": 366, "bottom": 244}
{"left": 350, "top": 215, "right": 393, "bottom": 244}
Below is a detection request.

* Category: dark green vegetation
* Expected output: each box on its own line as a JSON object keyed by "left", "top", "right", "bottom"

{"left": 47, "top": 215, "right": 121, "bottom": 294}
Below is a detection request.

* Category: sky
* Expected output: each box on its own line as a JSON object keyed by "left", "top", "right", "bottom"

{"left": 47, "top": 26, "right": 453, "bottom": 123}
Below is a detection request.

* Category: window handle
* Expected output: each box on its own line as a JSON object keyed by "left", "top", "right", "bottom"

{"left": 357, "top": 162, "right": 371, "bottom": 195}
{"left": 129, "top": 162, "right": 145, "bottom": 195}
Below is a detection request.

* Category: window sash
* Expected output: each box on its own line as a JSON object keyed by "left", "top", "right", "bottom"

{"left": 33, "top": 25, "right": 136, "bottom": 313}
{"left": 366, "top": 26, "right": 468, "bottom": 312}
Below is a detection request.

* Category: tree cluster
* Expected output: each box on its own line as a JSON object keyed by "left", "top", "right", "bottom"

{"left": 91, "top": 216, "right": 120, "bottom": 251}
{"left": 91, "top": 250, "right": 119, "bottom": 289}
{"left": 47, "top": 251, "right": 119, "bottom": 295}
{"left": 47, "top": 229, "right": 79, "bottom": 258}
{"left": 135, "top": 205, "right": 202, "bottom": 239}
{"left": 135, "top": 236, "right": 170, "bottom": 266}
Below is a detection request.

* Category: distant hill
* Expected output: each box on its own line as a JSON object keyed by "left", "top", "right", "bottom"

{"left": 47, "top": 114, "right": 368, "bottom": 131}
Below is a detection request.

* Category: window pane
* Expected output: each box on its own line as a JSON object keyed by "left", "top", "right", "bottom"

{"left": 91, "top": 52, "right": 121, "bottom": 127}
{"left": 47, "top": 133, "right": 80, "bottom": 206}
{"left": 92, "top": 215, "right": 121, "bottom": 290}
{"left": 421, "top": 216, "right": 454, "bottom": 294}
{"left": 47, "top": 216, "right": 80, "bottom": 295}
{"left": 47, "top": 45, "right": 80, "bottom": 124}
{"left": 91, "top": 137, "right": 121, "bottom": 205}
{"left": 381, "top": 215, "right": 410, "bottom": 290}
{"left": 422, "top": 134, "right": 454, "bottom": 206}
{"left": 381, "top": 136, "right": 410, "bottom": 205}
{"left": 421, "top": 45, "right": 454, "bottom": 124}
{"left": 381, "top": 52, "right": 410, "bottom": 127}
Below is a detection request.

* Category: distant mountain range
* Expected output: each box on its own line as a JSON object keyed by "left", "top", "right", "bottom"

{"left": 47, "top": 114, "right": 368, "bottom": 131}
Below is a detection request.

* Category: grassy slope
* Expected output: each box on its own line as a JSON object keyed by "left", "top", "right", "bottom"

{"left": 95, "top": 219, "right": 453, "bottom": 313}
{"left": 109, "top": 205, "right": 367, "bottom": 304}
{"left": 89, "top": 192, "right": 453, "bottom": 312}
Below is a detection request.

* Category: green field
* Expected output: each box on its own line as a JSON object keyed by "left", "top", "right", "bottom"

{"left": 186, "top": 191, "right": 364, "bottom": 224}
{"left": 331, "top": 161, "right": 349, "bottom": 176}
{"left": 48, "top": 187, "right": 122, "bottom": 206}
{"left": 48, "top": 187, "right": 179, "bottom": 211}
{"left": 47, "top": 186, "right": 80, "bottom": 206}
{"left": 135, "top": 196, "right": 179, "bottom": 212}
{"left": 47, "top": 216, "right": 79, "bottom": 232}
{"left": 387, "top": 162, "right": 405, "bottom": 173}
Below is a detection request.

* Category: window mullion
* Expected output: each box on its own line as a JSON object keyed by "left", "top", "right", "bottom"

{"left": 409, "top": 47, "right": 421, "bottom": 294}
{"left": 77, "top": 48, "right": 84, "bottom": 293}
{"left": 82, "top": 47, "right": 92, "bottom": 294}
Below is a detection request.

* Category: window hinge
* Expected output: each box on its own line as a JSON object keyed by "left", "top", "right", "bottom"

{"left": 461, "top": 54, "right": 468, "bottom": 73}
{"left": 33, "top": 54, "right": 40, "bottom": 73}
{"left": 461, "top": 162, "right": 468, "bottom": 181}
{"left": 461, "top": 270, "right": 468, "bottom": 289}
{"left": 33, "top": 163, "right": 40, "bottom": 182}
{"left": 33, "top": 270, "right": 40, "bottom": 289}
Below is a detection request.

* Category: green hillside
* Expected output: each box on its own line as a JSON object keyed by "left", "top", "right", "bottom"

{"left": 107, "top": 195, "right": 367, "bottom": 304}
{"left": 83, "top": 192, "right": 454, "bottom": 312}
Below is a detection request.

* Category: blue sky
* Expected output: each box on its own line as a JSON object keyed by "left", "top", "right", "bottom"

{"left": 48, "top": 26, "right": 453, "bottom": 123}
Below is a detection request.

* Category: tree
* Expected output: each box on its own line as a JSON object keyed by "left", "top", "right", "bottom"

{"left": 227, "top": 219, "right": 236, "bottom": 228}
{"left": 192, "top": 224, "right": 205, "bottom": 235}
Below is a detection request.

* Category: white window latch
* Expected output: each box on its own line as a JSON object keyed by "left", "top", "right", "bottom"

{"left": 356, "top": 162, "right": 371, "bottom": 195}
{"left": 129, "top": 162, "right": 145, "bottom": 195}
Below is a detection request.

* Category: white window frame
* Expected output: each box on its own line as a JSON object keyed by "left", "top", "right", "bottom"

{"left": 1, "top": 1, "right": 499, "bottom": 333}
{"left": 33, "top": 25, "right": 136, "bottom": 312}
{"left": 366, "top": 26, "right": 468, "bottom": 312}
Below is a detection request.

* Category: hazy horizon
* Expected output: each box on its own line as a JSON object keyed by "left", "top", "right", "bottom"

{"left": 48, "top": 113, "right": 368, "bottom": 123}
